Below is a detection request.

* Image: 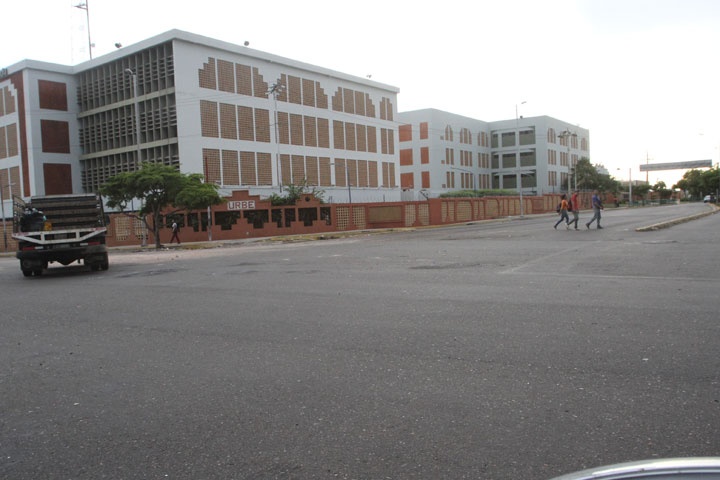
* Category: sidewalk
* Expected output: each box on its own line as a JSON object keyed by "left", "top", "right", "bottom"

{"left": 3, "top": 203, "right": 717, "bottom": 258}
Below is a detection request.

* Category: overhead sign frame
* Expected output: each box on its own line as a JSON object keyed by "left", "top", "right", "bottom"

{"left": 639, "top": 160, "right": 712, "bottom": 172}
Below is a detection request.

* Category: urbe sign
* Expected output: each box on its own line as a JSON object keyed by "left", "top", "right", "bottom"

{"left": 227, "top": 200, "right": 256, "bottom": 210}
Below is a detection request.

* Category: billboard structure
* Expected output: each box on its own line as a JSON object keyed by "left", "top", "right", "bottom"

{"left": 640, "top": 160, "right": 713, "bottom": 171}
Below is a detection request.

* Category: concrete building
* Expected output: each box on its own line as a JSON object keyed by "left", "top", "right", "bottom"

{"left": 398, "top": 109, "right": 590, "bottom": 198}
{"left": 0, "top": 29, "right": 402, "bottom": 216}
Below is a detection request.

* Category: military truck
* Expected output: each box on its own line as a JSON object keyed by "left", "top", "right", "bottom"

{"left": 12, "top": 193, "right": 109, "bottom": 276}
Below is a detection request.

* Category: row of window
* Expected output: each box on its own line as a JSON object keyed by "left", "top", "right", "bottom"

{"left": 402, "top": 162, "right": 580, "bottom": 190}
{"left": 401, "top": 123, "right": 589, "bottom": 152}
{"left": 77, "top": 43, "right": 175, "bottom": 111}
{"left": 198, "top": 57, "right": 394, "bottom": 121}
{"left": 200, "top": 99, "right": 397, "bottom": 155}
{"left": 79, "top": 96, "right": 178, "bottom": 155}
{"left": 202, "top": 148, "right": 398, "bottom": 189}
{"left": 81, "top": 144, "right": 180, "bottom": 192}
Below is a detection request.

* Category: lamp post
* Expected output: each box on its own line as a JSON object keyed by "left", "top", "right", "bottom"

{"left": 125, "top": 68, "right": 146, "bottom": 246}
{"left": 618, "top": 167, "right": 633, "bottom": 206}
{"left": 73, "top": 1, "right": 93, "bottom": 60}
{"left": 515, "top": 101, "right": 526, "bottom": 124}
{"left": 515, "top": 101, "right": 527, "bottom": 216}
{"left": 1, "top": 181, "right": 16, "bottom": 252}
{"left": 494, "top": 170, "right": 533, "bottom": 218}
{"left": 268, "top": 82, "right": 285, "bottom": 192}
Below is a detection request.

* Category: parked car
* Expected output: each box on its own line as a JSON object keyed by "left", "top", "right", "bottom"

{"left": 703, "top": 195, "right": 716, "bottom": 203}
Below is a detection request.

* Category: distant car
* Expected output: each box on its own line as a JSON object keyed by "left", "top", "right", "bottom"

{"left": 703, "top": 195, "right": 716, "bottom": 203}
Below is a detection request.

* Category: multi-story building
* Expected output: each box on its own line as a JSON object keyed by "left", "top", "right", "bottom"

{"left": 0, "top": 29, "right": 401, "bottom": 215}
{"left": 398, "top": 109, "right": 590, "bottom": 198}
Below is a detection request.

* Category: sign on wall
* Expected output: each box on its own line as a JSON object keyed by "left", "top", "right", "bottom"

{"left": 227, "top": 200, "right": 256, "bottom": 210}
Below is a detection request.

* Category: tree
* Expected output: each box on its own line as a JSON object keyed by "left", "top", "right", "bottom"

{"left": 652, "top": 181, "right": 672, "bottom": 200}
{"left": 702, "top": 166, "right": 720, "bottom": 197}
{"left": 268, "top": 180, "right": 325, "bottom": 206}
{"left": 673, "top": 168, "right": 713, "bottom": 200}
{"left": 572, "top": 158, "right": 620, "bottom": 192}
{"left": 100, "top": 163, "right": 225, "bottom": 248}
{"left": 632, "top": 183, "right": 652, "bottom": 200}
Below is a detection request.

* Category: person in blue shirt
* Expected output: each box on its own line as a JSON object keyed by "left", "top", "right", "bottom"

{"left": 586, "top": 190, "right": 604, "bottom": 229}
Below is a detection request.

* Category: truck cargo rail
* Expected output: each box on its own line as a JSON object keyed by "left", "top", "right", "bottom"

{"left": 13, "top": 227, "right": 107, "bottom": 245}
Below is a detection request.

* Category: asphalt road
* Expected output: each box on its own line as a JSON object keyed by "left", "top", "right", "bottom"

{"left": 1, "top": 203, "right": 718, "bottom": 479}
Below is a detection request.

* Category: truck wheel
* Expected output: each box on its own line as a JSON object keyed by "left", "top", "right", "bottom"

{"left": 101, "top": 254, "right": 109, "bottom": 271}
{"left": 22, "top": 269, "right": 33, "bottom": 277}
{"left": 33, "top": 269, "right": 43, "bottom": 276}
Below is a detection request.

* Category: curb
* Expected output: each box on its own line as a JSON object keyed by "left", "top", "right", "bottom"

{"left": 635, "top": 204, "right": 719, "bottom": 231}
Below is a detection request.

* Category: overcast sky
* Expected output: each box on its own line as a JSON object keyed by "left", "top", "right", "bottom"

{"left": 3, "top": 0, "right": 720, "bottom": 187}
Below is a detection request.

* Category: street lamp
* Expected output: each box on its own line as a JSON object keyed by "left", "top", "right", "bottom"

{"left": 617, "top": 167, "right": 633, "bottom": 206}
{"left": 494, "top": 170, "right": 533, "bottom": 218}
{"left": 515, "top": 101, "right": 527, "bottom": 216}
{"left": 125, "top": 68, "right": 146, "bottom": 246}
{"left": 268, "top": 82, "right": 285, "bottom": 192}
{"left": 515, "top": 101, "right": 526, "bottom": 124}
{"left": 73, "top": 1, "right": 93, "bottom": 60}
{"left": 559, "top": 129, "right": 577, "bottom": 192}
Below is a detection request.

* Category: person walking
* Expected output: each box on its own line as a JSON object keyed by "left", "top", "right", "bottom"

{"left": 170, "top": 220, "right": 181, "bottom": 244}
{"left": 554, "top": 194, "right": 570, "bottom": 230}
{"left": 586, "top": 190, "right": 604, "bottom": 229}
{"left": 568, "top": 189, "right": 580, "bottom": 230}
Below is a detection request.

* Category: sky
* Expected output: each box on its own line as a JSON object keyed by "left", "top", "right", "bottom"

{"left": 3, "top": 0, "right": 720, "bottom": 188}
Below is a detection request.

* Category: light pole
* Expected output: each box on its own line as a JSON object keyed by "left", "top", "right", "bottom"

{"left": 515, "top": 101, "right": 526, "bottom": 124}
{"left": 515, "top": 101, "right": 527, "bottom": 216}
{"left": 494, "top": 170, "right": 533, "bottom": 218}
{"left": 618, "top": 168, "right": 633, "bottom": 205}
{"left": 1, "top": 181, "right": 16, "bottom": 252}
{"left": 268, "top": 82, "right": 285, "bottom": 192}
{"left": 125, "top": 68, "right": 146, "bottom": 246}
{"left": 73, "top": 1, "right": 93, "bottom": 60}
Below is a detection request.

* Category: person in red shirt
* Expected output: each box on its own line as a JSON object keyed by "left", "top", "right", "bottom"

{"left": 568, "top": 189, "right": 580, "bottom": 230}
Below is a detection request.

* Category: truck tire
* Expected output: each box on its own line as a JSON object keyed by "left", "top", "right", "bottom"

{"left": 22, "top": 268, "right": 33, "bottom": 277}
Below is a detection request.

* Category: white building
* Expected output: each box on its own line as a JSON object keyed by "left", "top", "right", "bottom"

{"left": 0, "top": 29, "right": 402, "bottom": 211}
{"left": 398, "top": 109, "right": 590, "bottom": 198}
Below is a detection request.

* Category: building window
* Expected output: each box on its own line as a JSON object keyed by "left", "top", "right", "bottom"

{"left": 420, "top": 122, "right": 428, "bottom": 139}
{"left": 400, "top": 148, "right": 413, "bottom": 166}
{"left": 399, "top": 124, "right": 412, "bottom": 142}
{"left": 38, "top": 80, "right": 68, "bottom": 111}
{"left": 40, "top": 120, "right": 71, "bottom": 153}
{"left": 502, "top": 131, "right": 515, "bottom": 147}
{"left": 519, "top": 128, "right": 535, "bottom": 146}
